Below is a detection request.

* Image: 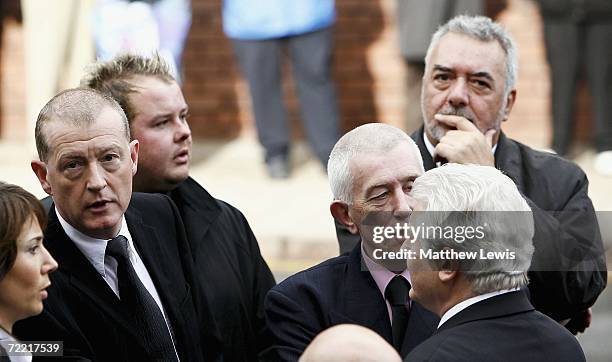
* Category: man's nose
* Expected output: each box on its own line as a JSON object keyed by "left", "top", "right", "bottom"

{"left": 174, "top": 117, "right": 191, "bottom": 143}
{"left": 448, "top": 78, "right": 469, "bottom": 108}
{"left": 392, "top": 193, "right": 414, "bottom": 219}
{"left": 86, "top": 164, "right": 107, "bottom": 191}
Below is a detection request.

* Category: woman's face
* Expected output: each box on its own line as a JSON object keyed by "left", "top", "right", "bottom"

{"left": 0, "top": 216, "right": 58, "bottom": 328}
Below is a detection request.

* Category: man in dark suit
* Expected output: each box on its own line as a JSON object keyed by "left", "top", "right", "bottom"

{"left": 265, "top": 123, "right": 439, "bottom": 360}
{"left": 80, "top": 53, "right": 276, "bottom": 361}
{"left": 404, "top": 163, "right": 585, "bottom": 362}
{"left": 338, "top": 15, "right": 607, "bottom": 334}
{"left": 13, "top": 88, "right": 212, "bottom": 361}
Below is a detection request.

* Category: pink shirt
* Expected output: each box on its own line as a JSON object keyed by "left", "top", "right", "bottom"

{"left": 361, "top": 244, "right": 412, "bottom": 323}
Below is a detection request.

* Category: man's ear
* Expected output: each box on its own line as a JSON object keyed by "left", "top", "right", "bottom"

{"left": 31, "top": 160, "right": 52, "bottom": 196}
{"left": 330, "top": 201, "right": 358, "bottom": 234}
{"left": 501, "top": 89, "right": 517, "bottom": 122}
{"left": 129, "top": 140, "right": 139, "bottom": 176}
{"left": 438, "top": 255, "right": 458, "bottom": 283}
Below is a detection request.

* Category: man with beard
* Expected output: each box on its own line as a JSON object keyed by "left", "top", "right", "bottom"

{"left": 265, "top": 123, "right": 439, "bottom": 360}
{"left": 338, "top": 15, "right": 606, "bottom": 334}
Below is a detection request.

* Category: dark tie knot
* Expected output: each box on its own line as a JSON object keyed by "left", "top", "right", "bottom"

{"left": 106, "top": 235, "right": 129, "bottom": 262}
{"left": 385, "top": 275, "right": 411, "bottom": 306}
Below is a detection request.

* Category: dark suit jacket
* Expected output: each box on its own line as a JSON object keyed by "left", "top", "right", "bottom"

{"left": 14, "top": 193, "right": 215, "bottom": 361}
{"left": 412, "top": 128, "right": 607, "bottom": 322}
{"left": 264, "top": 243, "right": 439, "bottom": 361}
{"left": 168, "top": 177, "right": 276, "bottom": 361}
{"left": 404, "top": 291, "right": 586, "bottom": 362}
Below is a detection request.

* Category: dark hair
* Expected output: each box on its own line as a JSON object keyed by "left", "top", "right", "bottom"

{"left": 0, "top": 182, "right": 47, "bottom": 280}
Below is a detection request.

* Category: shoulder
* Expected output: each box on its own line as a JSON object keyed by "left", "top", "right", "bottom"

{"left": 512, "top": 139, "right": 585, "bottom": 179}
{"left": 269, "top": 254, "right": 352, "bottom": 298}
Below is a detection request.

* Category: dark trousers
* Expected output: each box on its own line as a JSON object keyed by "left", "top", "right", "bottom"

{"left": 232, "top": 27, "right": 340, "bottom": 166}
{"left": 543, "top": 20, "right": 612, "bottom": 154}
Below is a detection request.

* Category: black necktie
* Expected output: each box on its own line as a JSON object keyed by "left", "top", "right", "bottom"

{"left": 385, "top": 275, "right": 411, "bottom": 352}
{"left": 106, "top": 236, "right": 178, "bottom": 361}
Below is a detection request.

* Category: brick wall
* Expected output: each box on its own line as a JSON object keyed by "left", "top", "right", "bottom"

{"left": 0, "top": 0, "right": 594, "bottom": 148}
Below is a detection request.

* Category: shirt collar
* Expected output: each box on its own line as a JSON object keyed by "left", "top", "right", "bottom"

{"left": 361, "top": 243, "right": 411, "bottom": 300}
{"left": 55, "top": 207, "right": 133, "bottom": 277}
{"left": 438, "top": 288, "right": 518, "bottom": 328}
{"left": 422, "top": 130, "right": 498, "bottom": 165}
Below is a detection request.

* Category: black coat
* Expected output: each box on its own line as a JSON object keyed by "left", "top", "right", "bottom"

{"left": 168, "top": 177, "right": 276, "bottom": 361}
{"left": 14, "top": 193, "right": 211, "bottom": 361}
{"left": 412, "top": 128, "right": 607, "bottom": 322}
{"left": 264, "top": 243, "right": 439, "bottom": 361}
{"left": 404, "top": 291, "right": 586, "bottom": 362}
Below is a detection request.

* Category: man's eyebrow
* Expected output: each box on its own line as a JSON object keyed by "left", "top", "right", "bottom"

{"left": 364, "top": 176, "right": 417, "bottom": 195}
{"left": 432, "top": 65, "right": 452, "bottom": 72}
{"left": 471, "top": 71, "right": 495, "bottom": 82}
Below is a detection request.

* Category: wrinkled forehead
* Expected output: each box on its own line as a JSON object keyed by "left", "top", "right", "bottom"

{"left": 428, "top": 32, "right": 507, "bottom": 78}
{"left": 44, "top": 110, "right": 128, "bottom": 153}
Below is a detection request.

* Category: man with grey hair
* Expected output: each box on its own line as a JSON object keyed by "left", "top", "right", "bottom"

{"left": 265, "top": 123, "right": 438, "bottom": 360}
{"left": 13, "top": 88, "right": 209, "bottom": 360}
{"left": 404, "top": 164, "right": 585, "bottom": 361}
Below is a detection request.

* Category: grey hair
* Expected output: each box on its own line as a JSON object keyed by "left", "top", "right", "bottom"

{"left": 327, "top": 123, "right": 423, "bottom": 204}
{"left": 410, "top": 163, "right": 534, "bottom": 295}
{"left": 35, "top": 88, "right": 130, "bottom": 162}
{"left": 425, "top": 15, "right": 519, "bottom": 96}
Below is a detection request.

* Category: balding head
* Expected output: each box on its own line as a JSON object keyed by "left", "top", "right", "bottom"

{"left": 299, "top": 324, "right": 401, "bottom": 362}
{"left": 34, "top": 88, "right": 129, "bottom": 162}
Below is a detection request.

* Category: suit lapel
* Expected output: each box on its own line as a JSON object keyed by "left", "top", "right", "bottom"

{"left": 124, "top": 206, "right": 179, "bottom": 323}
{"left": 169, "top": 178, "right": 221, "bottom": 255}
{"left": 494, "top": 132, "right": 526, "bottom": 193}
{"left": 411, "top": 127, "right": 436, "bottom": 171}
{"left": 341, "top": 244, "right": 393, "bottom": 342}
{"left": 45, "top": 208, "right": 144, "bottom": 345}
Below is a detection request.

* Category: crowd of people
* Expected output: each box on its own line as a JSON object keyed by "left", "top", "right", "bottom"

{"left": 0, "top": 13, "right": 608, "bottom": 362}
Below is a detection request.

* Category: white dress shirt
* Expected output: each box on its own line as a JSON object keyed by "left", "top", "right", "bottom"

{"left": 55, "top": 208, "right": 179, "bottom": 359}
{"left": 438, "top": 288, "right": 519, "bottom": 328}
{"left": 0, "top": 328, "right": 32, "bottom": 362}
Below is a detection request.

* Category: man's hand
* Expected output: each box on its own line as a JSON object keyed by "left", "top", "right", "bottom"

{"left": 564, "top": 308, "right": 592, "bottom": 335}
{"left": 433, "top": 114, "right": 496, "bottom": 166}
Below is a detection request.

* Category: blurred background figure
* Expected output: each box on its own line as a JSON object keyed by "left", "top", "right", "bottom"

{"left": 222, "top": 0, "right": 340, "bottom": 178}
{"left": 396, "top": 0, "right": 483, "bottom": 131}
{"left": 299, "top": 324, "right": 401, "bottom": 362}
{"left": 92, "top": 0, "right": 191, "bottom": 83}
{"left": 0, "top": 182, "right": 58, "bottom": 360}
{"left": 536, "top": 0, "right": 612, "bottom": 175}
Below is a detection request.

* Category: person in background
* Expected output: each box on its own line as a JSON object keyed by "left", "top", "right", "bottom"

{"left": 222, "top": 0, "right": 340, "bottom": 178}
{"left": 0, "top": 182, "right": 58, "bottom": 361}
{"left": 536, "top": 0, "right": 612, "bottom": 175}
{"left": 93, "top": 0, "right": 191, "bottom": 83}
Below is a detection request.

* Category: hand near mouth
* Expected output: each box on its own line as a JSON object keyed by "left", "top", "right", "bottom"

{"left": 433, "top": 114, "right": 496, "bottom": 166}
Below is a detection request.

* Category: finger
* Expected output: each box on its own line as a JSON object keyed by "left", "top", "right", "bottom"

{"left": 435, "top": 114, "right": 479, "bottom": 132}
{"left": 484, "top": 129, "right": 496, "bottom": 147}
